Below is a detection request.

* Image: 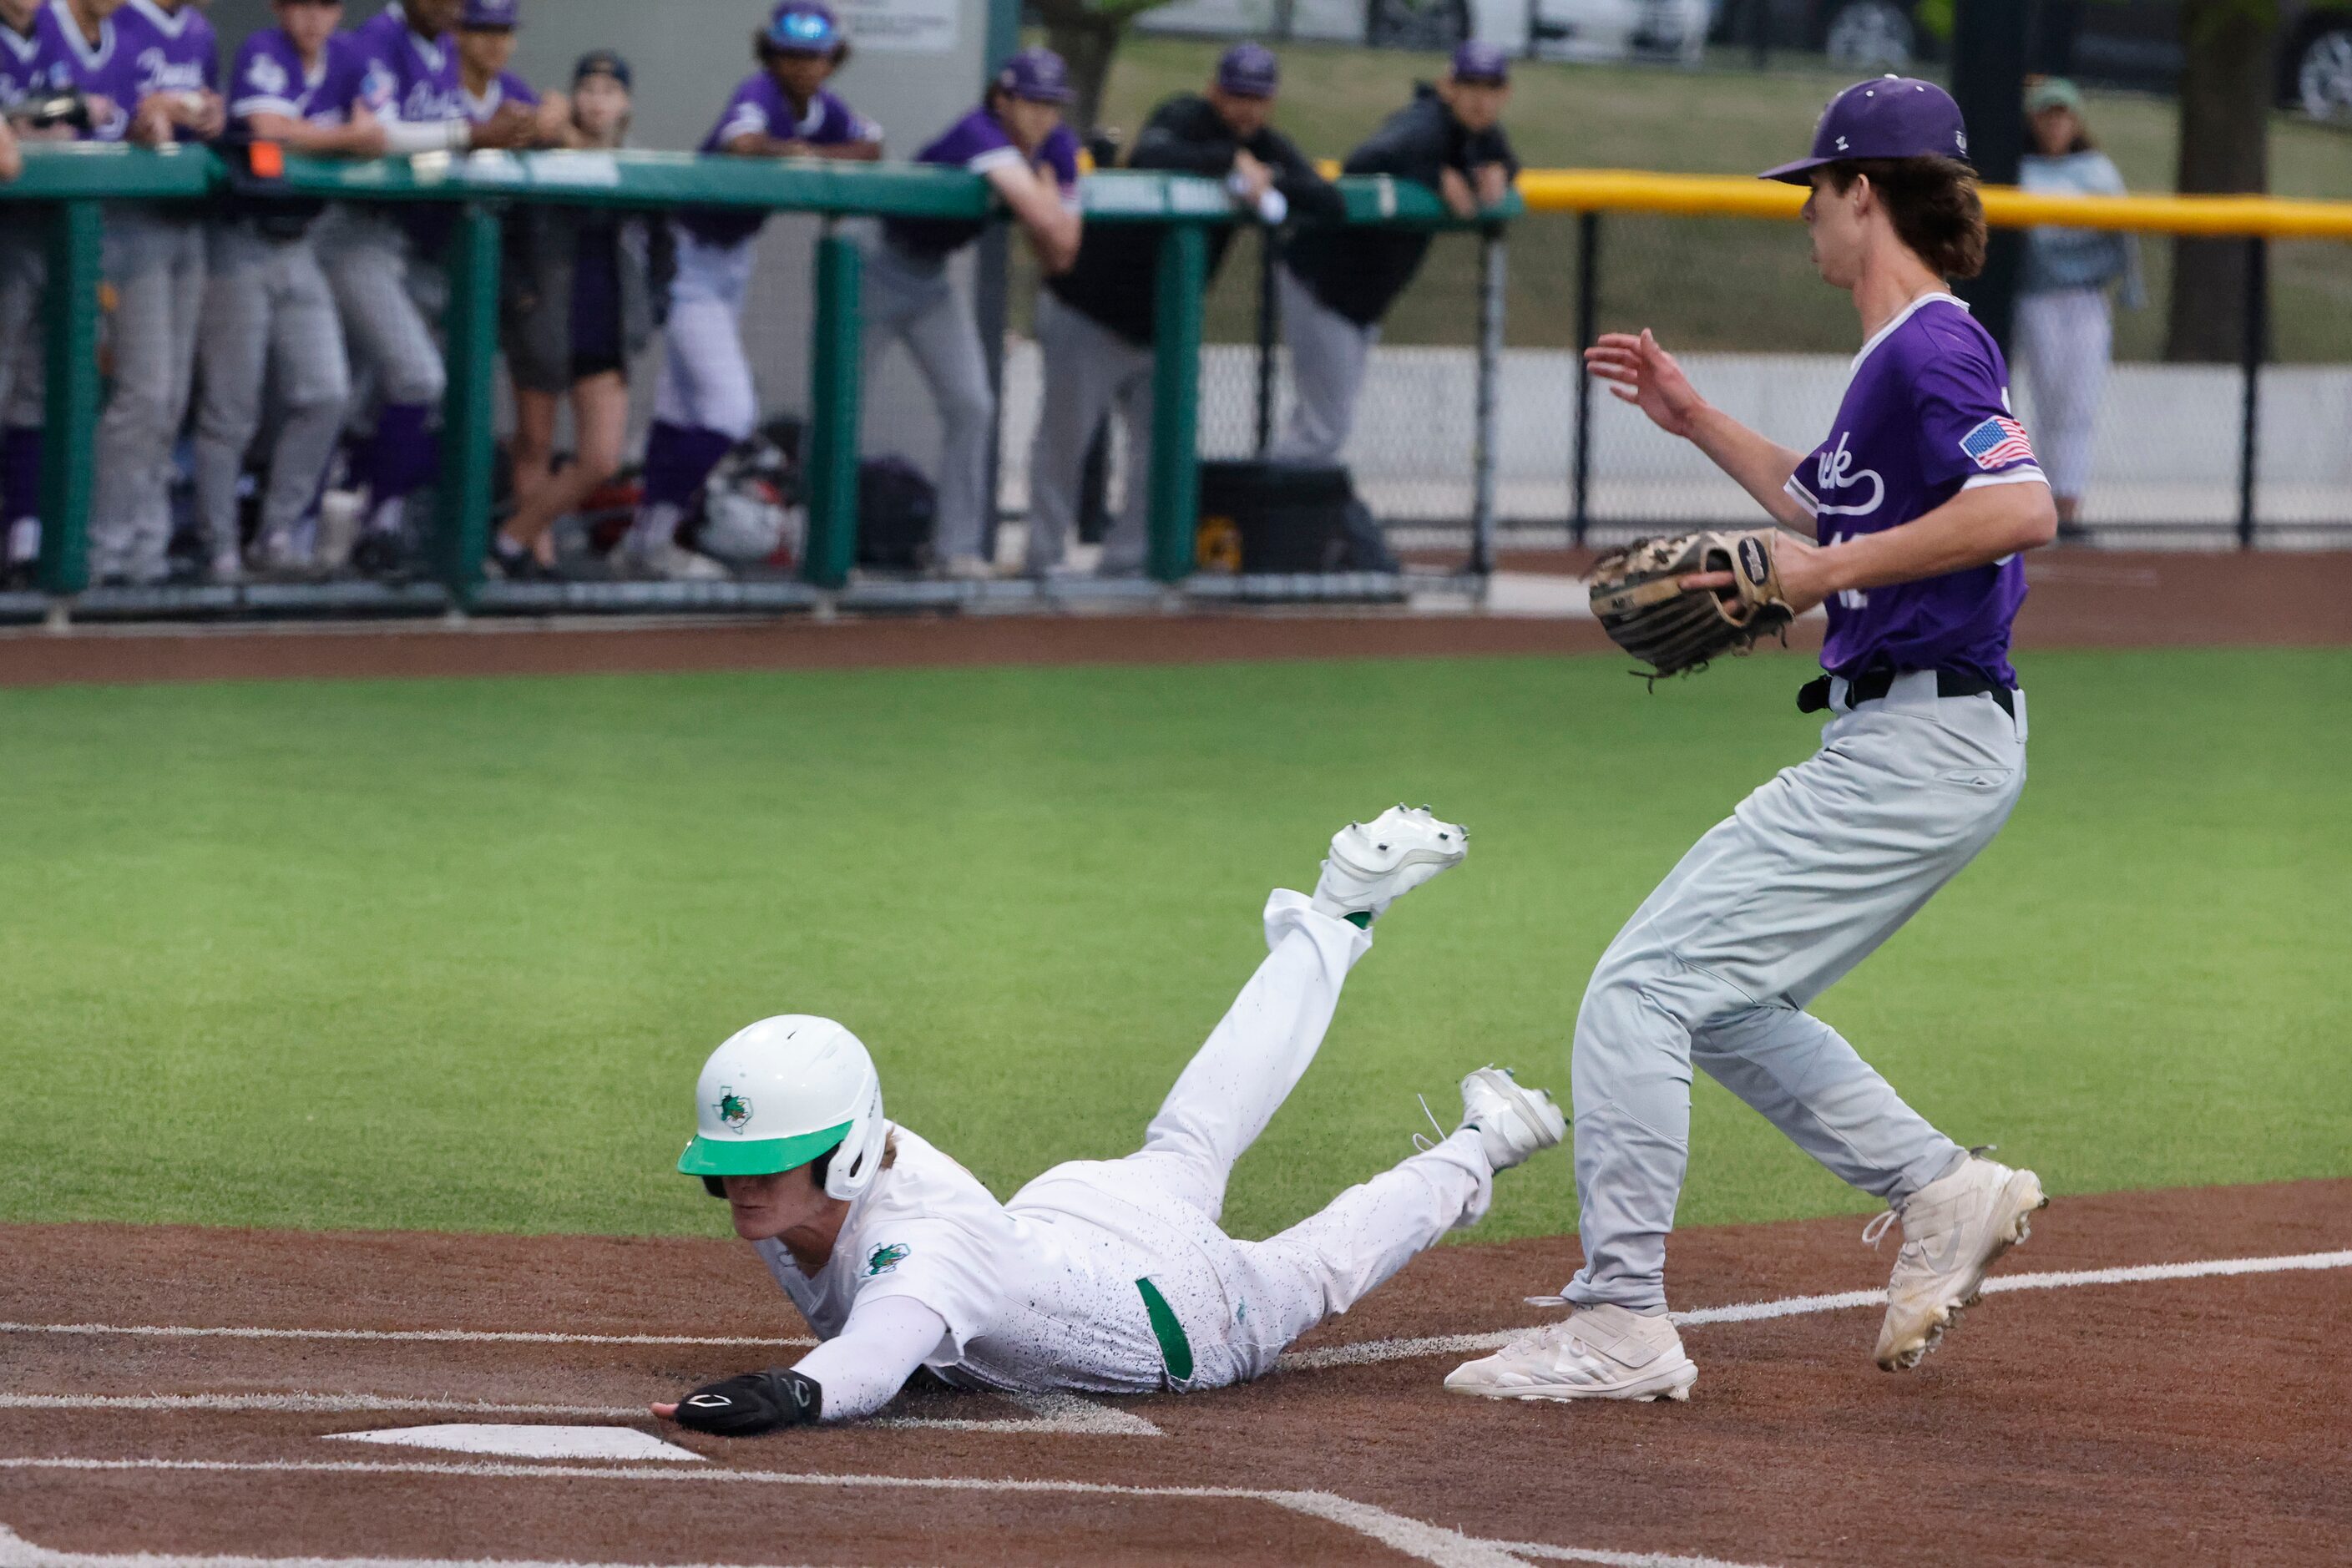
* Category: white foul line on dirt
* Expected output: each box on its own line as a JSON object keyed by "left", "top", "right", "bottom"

{"left": 0, "top": 1389, "right": 1159, "bottom": 1439}
{"left": 0, "top": 1323, "right": 813, "bottom": 1351}
{"left": 0, "top": 1459, "right": 1680, "bottom": 1568}
{"left": 1276, "top": 1247, "right": 2352, "bottom": 1371}
{"left": 0, "top": 1523, "right": 840, "bottom": 1568}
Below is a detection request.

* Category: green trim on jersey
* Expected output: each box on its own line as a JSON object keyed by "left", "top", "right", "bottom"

{"left": 1134, "top": 1277, "right": 1194, "bottom": 1383}
{"left": 677, "top": 1119, "right": 853, "bottom": 1177}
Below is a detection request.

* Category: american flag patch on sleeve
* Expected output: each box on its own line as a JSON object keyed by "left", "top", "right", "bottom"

{"left": 1959, "top": 415, "right": 2036, "bottom": 470}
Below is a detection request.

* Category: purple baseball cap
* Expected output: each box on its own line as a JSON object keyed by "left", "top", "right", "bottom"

{"left": 459, "top": 0, "right": 518, "bottom": 28}
{"left": 995, "top": 46, "right": 1073, "bottom": 105}
{"left": 764, "top": 0, "right": 842, "bottom": 55}
{"left": 1216, "top": 42, "right": 1280, "bottom": 99}
{"left": 1450, "top": 40, "right": 1510, "bottom": 85}
{"left": 1760, "top": 75, "right": 1971, "bottom": 184}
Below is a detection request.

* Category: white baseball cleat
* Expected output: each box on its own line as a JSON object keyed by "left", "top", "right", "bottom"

{"left": 1444, "top": 1302, "right": 1698, "bottom": 1404}
{"left": 1869, "top": 1152, "right": 2048, "bottom": 1372}
{"left": 1459, "top": 1067, "right": 1565, "bottom": 1173}
{"left": 1312, "top": 805, "right": 1467, "bottom": 922}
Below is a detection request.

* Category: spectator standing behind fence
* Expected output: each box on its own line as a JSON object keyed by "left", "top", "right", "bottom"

{"left": 89, "top": 0, "right": 220, "bottom": 587}
{"left": 2015, "top": 78, "right": 2140, "bottom": 537}
{"left": 619, "top": 0, "right": 879, "bottom": 583}
{"left": 1028, "top": 43, "right": 1340, "bottom": 578}
{"left": 488, "top": 51, "right": 666, "bottom": 580}
{"left": 864, "top": 45, "right": 1080, "bottom": 580}
{"left": 195, "top": 0, "right": 382, "bottom": 579}
{"left": 325, "top": 0, "right": 534, "bottom": 577}
{"left": 0, "top": 0, "right": 73, "bottom": 586}
{"left": 1272, "top": 42, "right": 1516, "bottom": 467}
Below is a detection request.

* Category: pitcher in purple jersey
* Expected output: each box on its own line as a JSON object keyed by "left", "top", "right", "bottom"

{"left": 861, "top": 46, "right": 1082, "bottom": 578}
{"left": 1448, "top": 78, "right": 2059, "bottom": 1409}
{"left": 622, "top": 0, "right": 881, "bottom": 582}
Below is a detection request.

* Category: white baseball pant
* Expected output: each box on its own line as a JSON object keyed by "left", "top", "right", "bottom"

{"left": 655, "top": 230, "right": 760, "bottom": 442}
{"left": 861, "top": 239, "right": 994, "bottom": 564}
{"left": 1270, "top": 263, "right": 1378, "bottom": 466}
{"left": 1024, "top": 292, "right": 1153, "bottom": 575}
{"left": 90, "top": 208, "right": 209, "bottom": 583}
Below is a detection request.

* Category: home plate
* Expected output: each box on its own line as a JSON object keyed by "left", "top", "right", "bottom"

{"left": 325, "top": 1424, "right": 702, "bottom": 1461}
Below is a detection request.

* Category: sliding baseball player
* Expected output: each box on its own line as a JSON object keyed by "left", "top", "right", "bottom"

{"left": 653, "top": 807, "right": 1567, "bottom": 1433}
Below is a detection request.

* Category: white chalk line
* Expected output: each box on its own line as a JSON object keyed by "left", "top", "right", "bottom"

{"left": 0, "top": 1389, "right": 1158, "bottom": 1440}
{"left": 1277, "top": 1247, "right": 2352, "bottom": 1371}
{"left": 0, "top": 1323, "right": 813, "bottom": 1351}
{"left": 0, "top": 1523, "right": 843, "bottom": 1568}
{"left": 0, "top": 1459, "right": 1766, "bottom": 1568}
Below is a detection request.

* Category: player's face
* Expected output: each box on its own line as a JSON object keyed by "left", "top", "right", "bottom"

{"left": 0, "top": 0, "right": 39, "bottom": 33}
{"left": 1443, "top": 79, "right": 1508, "bottom": 134}
{"left": 458, "top": 26, "right": 515, "bottom": 78}
{"left": 1802, "top": 169, "right": 1869, "bottom": 289}
{"left": 1207, "top": 86, "right": 1272, "bottom": 140}
{"left": 766, "top": 50, "right": 835, "bottom": 103}
{"left": 73, "top": 0, "right": 128, "bottom": 22}
{"left": 719, "top": 1166, "right": 832, "bottom": 1242}
{"left": 571, "top": 72, "right": 630, "bottom": 144}
{"left": 2031, "top": 105, "right": 2079, "bottom": 157}
{"left": 999, "top": 96, "right": 1061, "bottom": 155}
{"left": 276, "top": 0, "right": 340, "bottom": 51}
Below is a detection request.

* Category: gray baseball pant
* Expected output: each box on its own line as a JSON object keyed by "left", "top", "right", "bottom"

{"left": 194, "top": 224, "right": 352, "bottom": 559}
{"left": 1027, "top": 292, "right": 1152, "bottom": 575}
{"left": 1563, "top": 673, "right": 2028, "bottom": 1313}
{"left": 316, "top": 209, "right": 446, "bottom": 410}
{"left": 862, "top": 239, "right": 994, "bottom": 565}
{"left": 90, "top": 208, "right": 208, "bottom": 583}
{"left": 1270, "top": 264, "right": 1376, "bottom": 466}
{"left": 0, "top": 230, "right": 46, "bottom": 429}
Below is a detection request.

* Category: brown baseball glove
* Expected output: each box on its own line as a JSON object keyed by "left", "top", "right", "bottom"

{"left": 1586, "top": 530, "right": 1796, "bottom": 679}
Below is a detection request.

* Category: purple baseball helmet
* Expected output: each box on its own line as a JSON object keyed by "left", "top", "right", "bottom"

{"left": 1216, "top": 42, "right": 1280, "bottom": 99}
{"left": 764, "top": 0, "right": 842, "bottom": 56}
{"left": 995, "top": 46, "right": 1073, "bottom": 104}
{"left": 1450, "top": 40, "right": 1510, "bottom": 85}
{"left": 1760, "top": 75, "right": 1971, "bottom": 184}
{"left": 459, "top": 0, "right": 518, "bottom": 28}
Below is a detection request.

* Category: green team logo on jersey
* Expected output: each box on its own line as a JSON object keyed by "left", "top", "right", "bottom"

{"left": 866, "top": 1242, "right": 910, "bottom": 1277}
{"left": 715, "top": 1089, "right": 753, "bottom": 1132}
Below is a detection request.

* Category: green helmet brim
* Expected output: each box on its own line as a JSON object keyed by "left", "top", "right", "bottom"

{"left": 677, "top": 1119, "right": 853, "bottom": 1178}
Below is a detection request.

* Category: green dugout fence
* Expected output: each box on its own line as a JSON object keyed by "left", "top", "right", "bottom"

{"left": 0, "top": 146, "right": 1513, "bottom": 616}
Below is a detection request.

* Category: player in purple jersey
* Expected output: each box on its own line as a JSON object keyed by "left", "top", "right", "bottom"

{"left": 453, "top": 0, "right": 556, "bottom": 142}
{"left": 0, "top": 0, "right": 68, "bottom": 585}
{"left": 43, "top": 0, "right": 136, "bottom": 143}
{"left": 194, "top": 0, "right": 384, "bottom": 579}
{"left": 620, "top": 0, "right": 879, "bottom": 581}
{"left": 1447, "top": 78, "right": 2060, "bottom": 1408}
{"left": 862, "top": 47, "right": 1081, "bottom": 578}
{"left": 87, "top": 0, "right": 222, "bottom": 584}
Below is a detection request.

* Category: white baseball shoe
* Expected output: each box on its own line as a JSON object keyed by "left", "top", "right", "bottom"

{"left": 1312, "top": 805, "right": 1467, "bottom": 923}
{"left": 1444, "top": 1302, "right": 1697, "bottom": 1404}
{"left": 1458, "top": 1067, "right": 1565, "bottom": 1173}
{"left": 1869, "top": 1152, "right": 2047, "bottom": 1372}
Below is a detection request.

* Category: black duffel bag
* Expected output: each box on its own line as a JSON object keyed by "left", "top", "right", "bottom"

{"left": 1196, "top": 461, "right": 1399, "bottom": 574}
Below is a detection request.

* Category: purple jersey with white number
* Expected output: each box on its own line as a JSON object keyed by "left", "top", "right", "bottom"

{"left": 352, "top": 3, "right": 463, "bottom": 127}
{"left": 0, "top": 6, "right": 70, "bottom": 115}
{"left": 43, "top": 0, "right": 139, "bottom": 142}
{"left": 462, "top": 68, "right": 536, "bottom": 126}
{"left": 882, "top": 107, "right": 1080, "bottom": 259}
{"left": 118, "top": 0, "right": 217, "bottom": 142}
{"left": 683, "top": 76, "right": 879, "bottom": 248}
{"left": 227, "top": 28, "right": 374, "bottom": 131}
{"left": 1783, "top": 294, "right": 2041, "bottom": 687}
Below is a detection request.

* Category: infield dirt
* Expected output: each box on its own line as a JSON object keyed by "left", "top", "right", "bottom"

{"left": 3, "top": 1178, "right": 2346, "bottom": 1567}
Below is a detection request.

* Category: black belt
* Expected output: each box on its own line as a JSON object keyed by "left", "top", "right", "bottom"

{"left": 1798, "top": 669, "right": 2016, "bottom": 719}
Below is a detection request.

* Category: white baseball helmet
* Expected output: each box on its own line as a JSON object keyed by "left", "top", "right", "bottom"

{"left": 677, "top": 1015, "right": 888, "bottom": 1202}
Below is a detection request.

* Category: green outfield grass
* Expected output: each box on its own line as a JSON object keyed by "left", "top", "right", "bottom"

{"left": 1046, "top": 38, "right": 2352, "bottom": 361}
{"left": 1, "top": 646, "right": 2344, "bottom": 1246}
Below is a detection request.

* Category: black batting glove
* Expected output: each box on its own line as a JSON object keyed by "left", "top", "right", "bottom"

{"left": 670, "top": 1368, "right": 823, "bottom": 1436}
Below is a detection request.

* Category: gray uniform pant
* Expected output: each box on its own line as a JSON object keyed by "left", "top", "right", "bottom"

{"left": 90, "top": 207, "right": 209, "bottom": 582}
{"left": 194, "top": 224, "right": 352, "bottom": 557}
{"left": 316, "top": 208, "right": 446, "bottom": 411}
{"left": 1564, "top": 672, "right": 2029, "bottom": 1313}
{"left": 1270, "top": 265, "right": 1377, "bottom": 466}
{"left": 0, "top": 230, "right": 46, "bottom": 431}
{"left": 862, "top": 239, "right": 994, "bottom": 565}
{"left": 1027, "top": 292, "right": 1152, "bottom": 575}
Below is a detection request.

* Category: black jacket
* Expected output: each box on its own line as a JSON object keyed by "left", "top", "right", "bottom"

{"left": 1045, "top": 93, "right": 1343, "bottom": 347}
{"left": 1282, "top": 85, "right": 1520, "bottom": 328}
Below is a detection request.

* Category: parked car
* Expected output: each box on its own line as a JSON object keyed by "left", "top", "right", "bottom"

{"left": 1709, "top": 0, "right": 2352, "bottom": 121}
{"left": 1136, "top": 0, "right": 1712, "bottom": 64}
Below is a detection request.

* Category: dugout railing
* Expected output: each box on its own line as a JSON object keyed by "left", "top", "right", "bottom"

{"left": 0, "top": 147, "right": 1513, "bottom": 623}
